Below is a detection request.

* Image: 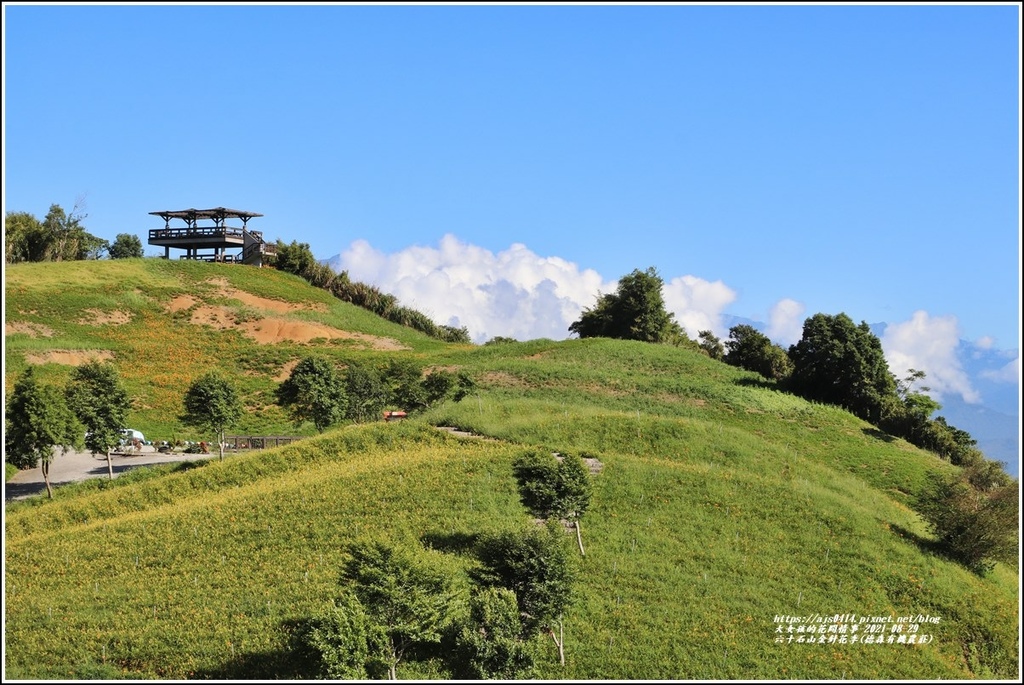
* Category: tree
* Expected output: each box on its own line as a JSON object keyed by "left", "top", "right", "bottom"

{"left": 698, "top": 330, "right": 725, "bottom": 360}
{"left": 787, "top": 313, "right": 897, "bottom": 423}
{"left": 344, "top": 362, "right": 389, "bottom": 423}
{"left": 384, "top": 359, "right": 427, "bottom": 412}
{"left": 724, "top": 324, "right": 793, "bottom": 381}
{"left": 472, "top": 525, "right": 575, "bottom": 665}
{"left": 273, "top": 239, "right": 319, "bottom": 278}
{"left": 422, "top": 369, "right": 476, "bottom": 407}
{"left": 40, "top": 201, "right": 107, "bottom": 261}
{"left": 181, "top": 372, "right": 243, "bottom": 461}
{"left": 512, "top": 450, "right": 593, "bottom": 555}
{"left": 341, "top": 540, "right": 454, "bottom": 680}
{"left": 65, "top": 361, "right": 132, "bottom": 480}
{"left": 455, "top": 587, "right": 534, "bottom": 679}
{"left": 569, "top": 267, "right": 682, "bottom": 343}
{"left": 5, "top": 211, "right": 45, "bottom": 263}
{"left": 555, "top": 453, "right": 593, "bottom": 556}
{"left": 918, "top": 468, "right": 1018, "bottom": 574}
{"left": 276, "top": 356, "right": 348, "bottom": 432}
{"left": 422, "top": 369, "right": 457, "bottom": 407}
{"left": 108, "top": 233, "right": 144, "bottom": 259}
{"left": 301, "top": 593, "right": 385, "bottom": 679}
{"left": 4, "top": 368, "right": 83, "bottom": 498}
{"left": 512, "top": 450, "right": 561, "bottom": 519}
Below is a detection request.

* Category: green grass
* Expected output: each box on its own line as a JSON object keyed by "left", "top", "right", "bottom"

{"left": 4, "top": 259, "right": 1019, "bottom": 680}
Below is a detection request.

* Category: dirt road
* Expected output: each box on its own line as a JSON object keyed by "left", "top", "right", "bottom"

{"left": 4, "top": 447, "right": 218, "bottom": 502}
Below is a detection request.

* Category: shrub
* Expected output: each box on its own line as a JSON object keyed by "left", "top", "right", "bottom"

{"left": 454, "top": 587, "right": 534, "bottom": 679}
{"left": 918, "top": 468, "right": 1019, "bottom": 574}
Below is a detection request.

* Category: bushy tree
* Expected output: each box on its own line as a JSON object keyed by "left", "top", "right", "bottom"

{"left": 384, "top": 359, "right": 428, "bottom": 412}
{"left": 512, "top": 450, "right": 593, "bottom": 555}
{"left": 724, "top": 324, "right": 793, "bottom": 381}
{"left": 422, "top": 369, "right": 457, "bottom": 407}
{"left": 108, "top": 233, "right": 144, "bottom": 259}
{"left": 787, "top": 313, "right": 896, "bottom": 423}
{"left": 555, "top": 453, "right": 593, "bottom": 555}
{"left": 5, "top": 202, "right": 107, "bottom": 263}
{"left": 301, "top": 593, "right": 384, "bottom": 679}
{"left": 273, "top": 239, "right": 319, "bottom": 277}
{"left": 341, "top": 540, "right": 453, "bottom": 680}
{"left": 569, "top": 267, "right": 682, "bottom": 343}
{"left": 919, "top": 468, "right": 1018, "bottom": 574}
{"left": 40, "top": 202, "right": 107, "bottom": 261}
{"left": 455, "top": 587, "right": 534, "bottom": 679}
{"left": 698, "top": 330, "right": 725, "bottom": 360}
{"left": 5, "top": 368, "right": 83, "bottom": 498}
{"left": 512, "top": 450, "right": 561, "bottom": 519}
{"left": 344, "top": 362, "right": 389, "bottom": 423}
{"left": 65, "top": 361, "right": 132, "bottom": 479}
{"left": 181, "top": 372, "right": 243, "bottom": 460}
{"left": 5, "top": 211, "right": 45, "bottom": 263}
{"left": 276, "top": 356, "right": 348, "bottom": 432}
{"left": 472, "top": 525, "right": 575, "bottom": 665}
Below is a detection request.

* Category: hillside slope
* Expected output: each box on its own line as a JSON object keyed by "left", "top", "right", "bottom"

{"left": 4, "top": 260, "right": 1020, "bottom": 680}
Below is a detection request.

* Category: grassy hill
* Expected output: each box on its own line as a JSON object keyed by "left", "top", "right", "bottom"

{"left": 3, "top": 259, "right": 1019, "bottom": 680}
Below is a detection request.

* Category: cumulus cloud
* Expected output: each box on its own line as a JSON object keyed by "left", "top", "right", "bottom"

{"left": 980, "top": 357, "right": 1020, "bottom": 385}
{"left": 765, "top": 298, "right": 806, "bottom": 347}
{"left": 662, "top": 275, "right": 738, "bottom": 339}
{"left": 881, "top": 310, "right": 981, "bottom": 404}
{"left": 334, "top": 235, "right": 613, "bottom": 343}
{"left": 332, "top": 235, "right": 739, "bottom": 344}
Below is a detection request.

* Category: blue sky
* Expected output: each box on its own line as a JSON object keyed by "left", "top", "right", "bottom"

{"left": 3, "top": 3, "right": 1021, "bottom": 407}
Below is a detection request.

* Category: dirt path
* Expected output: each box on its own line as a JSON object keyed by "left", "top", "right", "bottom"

{"left": 4, "top": 447, "right": 218, "bottom": 502}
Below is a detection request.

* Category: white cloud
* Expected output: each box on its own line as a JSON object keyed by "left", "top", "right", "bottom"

{"left": 662, "top": 275, "right": 737, "bottom": 339}
{"left": 332, "top": 235, "right": 739, "bottom": 344}
{"left": 881, "top": 310, "right": 981, "bottom": 404}
{"left": 975, "top": 335, "right": 995, "bottom": 350}
{"left": 980, "top": 357, "right": 1020, "bottom": 385}
{"left": 765, "top": 298, "right": 806, "bottom": 347}
{"left": 334, "top": 235, "right": 613, "bottom": 343}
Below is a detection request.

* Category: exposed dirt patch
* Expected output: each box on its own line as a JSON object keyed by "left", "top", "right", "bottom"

{"left": 207, "top": 278, "right": 328, "bottom": 314}
{"left": 190, "top": 305, "right": 237, "bottom": 329}
{"left": 5, "top": 321, "right": 54, "bottom": 338}
{"left": 167, "top": 295, "right": 198, "bottom": 313}
{"left": 187, "top": 304, "right": 408, "bottom": 349}
{"left": 25, "top": 350, "right": 115, "bottom": 366}
{"left": 79, "top": 309, "right": 132, "bottom": 326}
{"left": 242, "top": 317, "right": 409, "bottom": 349}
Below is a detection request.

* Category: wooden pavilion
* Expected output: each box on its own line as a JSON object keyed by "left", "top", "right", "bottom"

{"left": 148, "top": 207, "right": 277, "bottom": 266}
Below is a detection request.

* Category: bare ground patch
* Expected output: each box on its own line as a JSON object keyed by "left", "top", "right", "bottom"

{"left": 25, "top": 350, "right": 115, "bottom": 366}
{"left": 188, "top": 303, "right": 408, "bottom": 349}
{"left": 207, "top": 278, "right": 328, "bottom": 314}
{"left": 78, "top": 309, "right": 132, "bottom": 326}
{"left": 5, "top": 321, "right": 54, "bottom": 338}
{"left": 167, "top": 295, "right": 198, "bottom": 313}
{"left": 243, "top": 318, "right": 409, "bottom": 349}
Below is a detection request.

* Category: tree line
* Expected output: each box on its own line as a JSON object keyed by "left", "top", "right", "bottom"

{"left": 569, "top": 266, "right": 1018, "bottom": 573}
{"left": 5, "top": 203, "right": 144, "bottom": 263}
{"left": 4, "top": 357, "right": 476, "bottom": 496}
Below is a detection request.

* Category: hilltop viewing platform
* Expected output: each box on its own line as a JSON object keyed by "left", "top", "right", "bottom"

{"left": 148, "top": 207, "right": 277, "bottom": 266}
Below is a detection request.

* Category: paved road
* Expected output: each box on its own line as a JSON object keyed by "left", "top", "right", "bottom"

{"left": 4, "top": 447, "right": 219, "bottom": 502}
